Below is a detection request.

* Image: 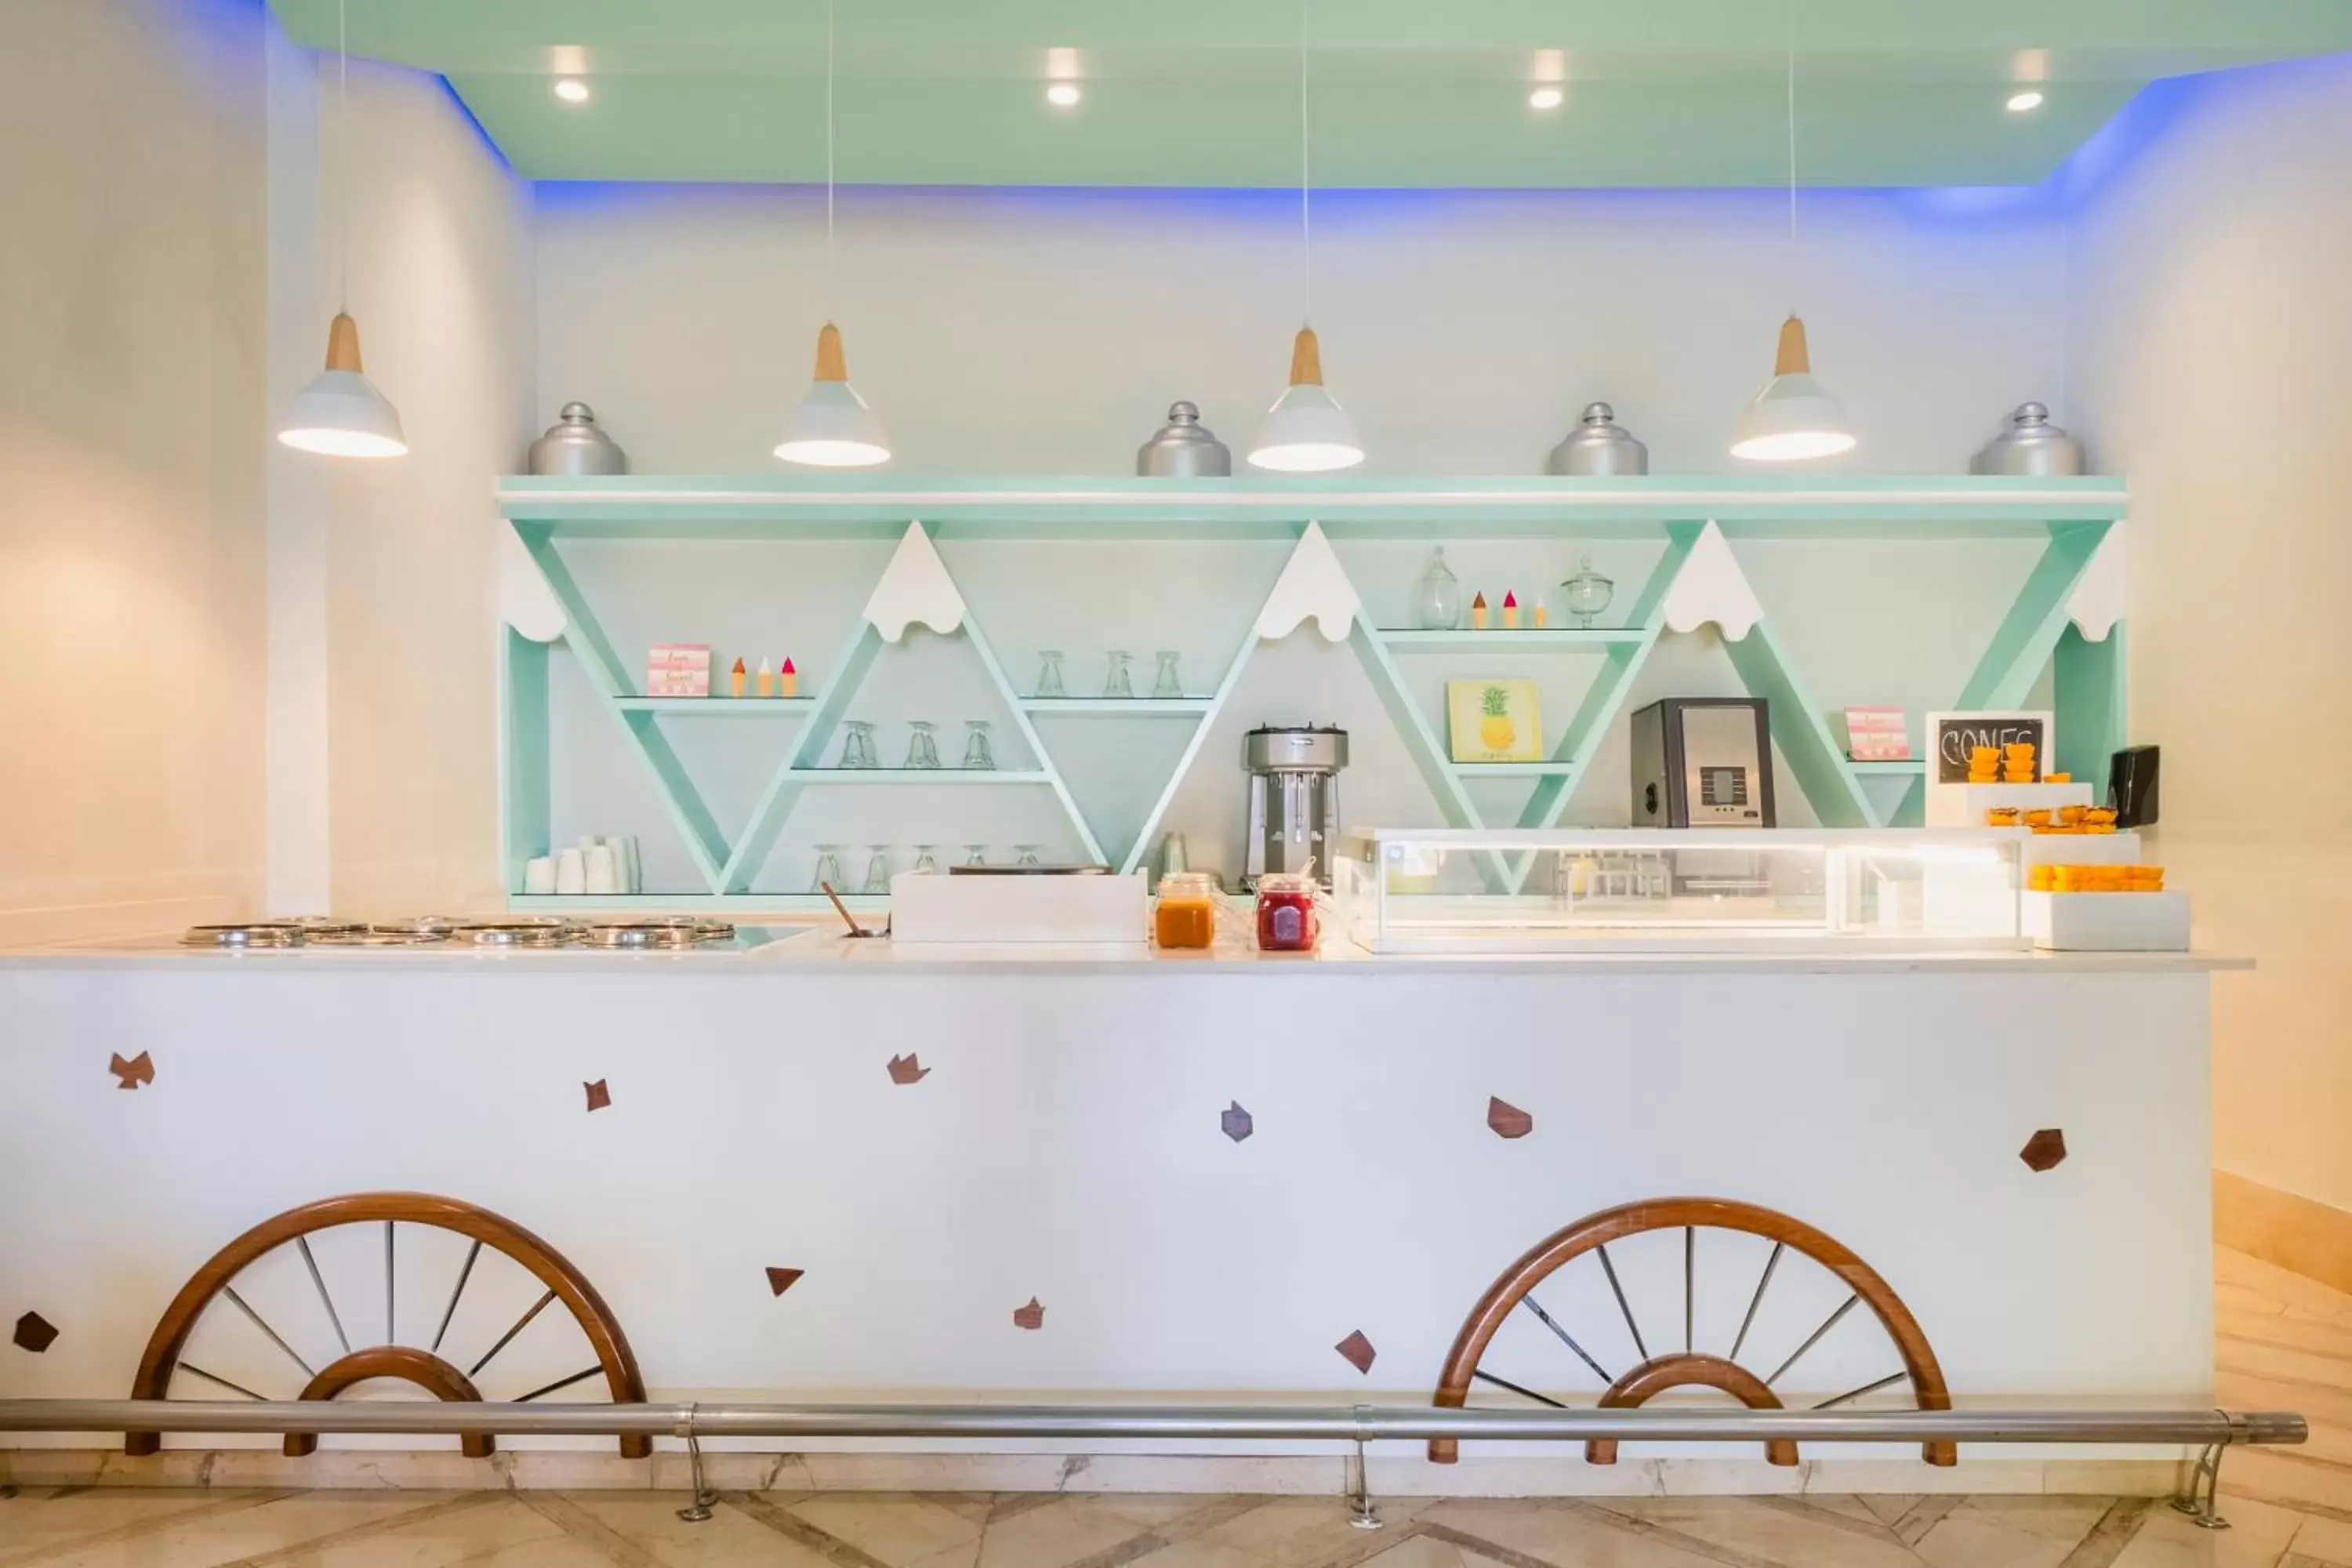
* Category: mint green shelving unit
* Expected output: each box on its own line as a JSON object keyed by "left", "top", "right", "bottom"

{"left": 499, "top": 475, "right": 2129, "bottom": 911}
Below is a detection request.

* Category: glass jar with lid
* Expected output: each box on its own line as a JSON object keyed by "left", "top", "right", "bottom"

{"left": 1254, "top": 872, "right": 1321, "bottom": 953}
{"left": 1154, "top": 871, "right": 1221, "bottom": 950}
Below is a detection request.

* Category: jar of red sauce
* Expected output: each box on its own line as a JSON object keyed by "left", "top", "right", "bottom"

{"left": 1254, "top": 873, "right": 1320, "bottom": 953}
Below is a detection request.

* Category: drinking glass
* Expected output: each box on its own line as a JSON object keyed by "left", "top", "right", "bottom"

{"left": 1102, "top": 651, "right": 1134, "bottom": 700}
{"left": 961, "top": 720, "right": 996, "bottom": 770}
{"left": 913, "top": 844, "right": 941, "bottom": 874}
{"left": 1033, "top": 651, "right": 1066, "bottom": 699}
{"left": 1014, "top": 844, "right": 1044, "bottom": 868}
{"left": 838, "top": 720, "right": 879, "bottom": 769}
{"left": 963, "top": 844, "right": 989, "bottom": 867}
{"left": 862, "top": 844, "right": 893, "bottom": 895}
{"left": 904, "top": 720, "right": 941, "bottom": 769}
{"left": 811, "top": 844, "right": 845, "bottom": 894}
{"left": 1152, "top": 651, "right": 1184, "bottom": 699}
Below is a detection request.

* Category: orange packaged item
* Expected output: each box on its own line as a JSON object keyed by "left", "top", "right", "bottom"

{"left": 2045, "top": 772, "right": 2071, "bottom": 783}
{"left": 1153, "top": 873, "right": 1221, "bottom": 950}
{"left": 2023, "top": 808, "right": 2053, "bottom": 828}
{"left": 1985, "top": 807, "right": 2021, "bottom": 826}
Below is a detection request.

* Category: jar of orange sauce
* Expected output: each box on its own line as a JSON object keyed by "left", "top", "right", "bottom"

{"left": 1153, "top": 872, "right": 1221, "bottom": 949}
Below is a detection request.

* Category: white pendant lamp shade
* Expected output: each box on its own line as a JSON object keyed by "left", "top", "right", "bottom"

{"left": 278, "top": 313, "right": 408, "bottom": 459}
{"left": 1247, "top": 328, "right": 1363, "bottom": 473}
{"left": 1730, "top": 314, "right": 1856, "bottom": 462}
{"left": 775, "top": 323, "right": 891, "bottom": 468}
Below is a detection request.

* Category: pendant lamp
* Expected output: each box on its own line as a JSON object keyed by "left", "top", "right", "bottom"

{"left": 278, "top": 0, "right": 407, "bottom": 459}
{"left": 1249, "top": 5, "right": 1362, "bottom": 474}
{"left": 778, "top": 0, "right": 891, "bottom": 468}
{"left": 1730, "top": 314, "right": 1853, "bottom": 462}
{"left": 1730, "top": 18, "right": 1853, "bottom": 463}
{"left": 1250, "top": 327, "right": 1362, "bottom": 473}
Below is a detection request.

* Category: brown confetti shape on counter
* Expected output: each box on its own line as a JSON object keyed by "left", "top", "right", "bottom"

{"left": 1486, "top": 1097, "right": 1534, "bottom": 1139}
{"left": 1013, "top": 1298, "right": 1045, "bottom": 1330}
{"left": 887, "top": 1053, "right": 930, "bottom": 1085}
{"left": 2020, "top": 1128, "right": 2067, "bottom": 1171}
{"left": 1335, "top": 1330, "right": 1377, "bottom": 1375}
{"left": 766, "top": 1267, "right": 804, "bottom": 1298}
{"left": 1221, "top": 1102, "right": 1254, "bottom": 1142}
{"left": 583, "top": 1080, "right": 612, "bottom": 1112}
{"left": 109, "top": 1051, "right": 154, "bottom": 1091}
{"left": 12, "top": 1312, "right": 58, "bottom": 1353}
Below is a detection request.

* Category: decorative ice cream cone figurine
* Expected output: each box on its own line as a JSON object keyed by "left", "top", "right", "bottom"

{"left": 730, "top": 657, "right": 748, "bottom": 699}
{"left": 1503, "top": 591, "right": 1520, "bottom": 630}
{"left": 1472, "top": 592, "right": 1490, "bottom": 630}
{"left": 780, "top": 657, "right": 798, "bottom": 698}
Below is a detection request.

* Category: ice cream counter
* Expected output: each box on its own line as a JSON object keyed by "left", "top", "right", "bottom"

{"left": 0, "top": 921, "right": 2238, "bottom": 1495}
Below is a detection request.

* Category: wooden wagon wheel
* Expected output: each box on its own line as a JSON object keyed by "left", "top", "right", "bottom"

{"left": 125, "top": 1192, "right": 648, "bottom": 1460}
{"left": 1430, "top": 1196, "right": 1952, "bottom": 1468}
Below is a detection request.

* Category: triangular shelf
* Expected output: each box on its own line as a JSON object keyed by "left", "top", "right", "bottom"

{"left": 499, "top": 480, "right": 2132, "bottom": 907}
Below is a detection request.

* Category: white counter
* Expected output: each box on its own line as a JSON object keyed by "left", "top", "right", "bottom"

{"left": 0, "top": 937, "right": 2229, "bottom": 1493}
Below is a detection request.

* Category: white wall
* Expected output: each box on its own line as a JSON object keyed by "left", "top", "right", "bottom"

{"left": 264, "top": 40, "right": 537, "bottom": 916}
{"left": 0, "top": 0, "right": 269, "bottom": 943}
{"left": 537, "top": 183, "right": 2067, "bottom": 478}
{"left": 2066, "top": 56, "right": 2352, "bottom": 1216}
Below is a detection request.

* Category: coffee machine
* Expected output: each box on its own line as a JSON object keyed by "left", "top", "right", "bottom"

{"left": 1243, "top": 725, "right": 1348, "bottom": 887}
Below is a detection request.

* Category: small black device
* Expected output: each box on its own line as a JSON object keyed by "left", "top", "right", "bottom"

{"left": 2109, "top": 745, "right": 2161, "bottom": 828}
{"left": 1631, "top": 698, "right": 1776, "bottom": 828}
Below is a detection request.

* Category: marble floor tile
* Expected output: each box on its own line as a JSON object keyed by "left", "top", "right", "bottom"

{"left": 1411, "top": 1499, "right": 1740, "bottom": 1568}
{"left": 1908, "top": 1494, "right": 2112, "bottom": 1568}
{"left": 1344, "top": 1537, "right": 1512, "bottom": 1568}
{"left": 0, "top": 1489, "right": 285, "bottom": 1563}
{"left": 9, "top": 1492, "right": 459, "bottom": 1568}
{"left": 960, "top": 1494, "right": 1169, "bottom": 1568}
{"left": 2281, "top": 1508, "right": 2352, "bottom": 1566}
{"left": 262, "top": 1496, "right": 575, "bottom": 1568}
{"left": 1185, "top": 1497, "right": 1434, "bottom": 1568}
{"left": 548, "top": 1490, "right": 840, "bottom": 1566}
{"left": 777, "top": 1490, "right": 987, "bottom": 1565}
{"left": 1590, "top": 1494, "right": 1924, "bottom": 1568}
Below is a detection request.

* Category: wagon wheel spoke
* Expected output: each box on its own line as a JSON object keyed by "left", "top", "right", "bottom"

{"left": 468, "top": 1289, "right": 559, "bottom": 1380}
{"left": 1472, "top": 1368, "right": 1568, "bottom": 1409}
{"left": 1594, "top": 1243, "right": 1650, "bottom": 1362}
{"left": 1519, "top": 1293, "right": 1613, "bottom": 1384}
{"left": 1764, "top": 1292, "right": 1859, "bottom": 1388}
{"left": 176, "top": 1362, "right": 269, "bottom": 1401}
{"left": 432, "top": 1240, "right": 484, "bottom": 1355}
{"left": 296, "top": 1236, "right": 352, "bottom": 1356}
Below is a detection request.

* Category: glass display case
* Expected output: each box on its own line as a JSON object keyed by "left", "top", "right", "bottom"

{"left": 1333, "top": 829, "right": 2025, "bottom": 953}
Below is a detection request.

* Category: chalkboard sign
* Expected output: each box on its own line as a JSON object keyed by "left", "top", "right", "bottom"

{"left": 1926, "top": 710, "right": 2053, "bottom": 784}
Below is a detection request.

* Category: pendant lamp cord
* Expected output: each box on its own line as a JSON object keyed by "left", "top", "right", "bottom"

{"left": 1298, "top": 0, "right": 1312, "bottom": 327}
{"left": 1784, "top": 0, "right": 1798, "bottom": 312}
{"left": 825, "top": 0, "right": 837, "bottom": 317}
{"left": 336, "top": 0, "right": 350, "bottom": 314}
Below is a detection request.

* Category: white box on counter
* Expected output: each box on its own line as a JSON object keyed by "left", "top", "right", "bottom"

{"left": 888, "top": 870, "right": 1149, "bottom": 944}
{"left": 1926, "top": 782, "right": 2096, "bottom": 827}
{"left": 2024, "top": 890, "right": 2190, "bottom": 952}
{"left": 2019, "top": 831, "right": 2143, "bottom": 867}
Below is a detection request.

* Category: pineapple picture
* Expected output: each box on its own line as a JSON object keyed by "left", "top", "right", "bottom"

{"left": 1447, "top": 679, "right": 1542, "bottom": 764}
{"left": 1478, "top": 684, "right": 1516, "bottom": 752}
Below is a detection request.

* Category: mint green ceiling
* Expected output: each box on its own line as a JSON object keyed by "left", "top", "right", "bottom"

{"left": 267, "top": 2, "right": 2352, "bottom": 188}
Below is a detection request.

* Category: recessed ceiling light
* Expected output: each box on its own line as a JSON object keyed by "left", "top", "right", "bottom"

{"left": 1528, "top": 85, "right": 1564, "bottom": 111}
{"left": 1046, "top": 81, "right": 1082, "bottom": 107}
{"left": 554, "top": 78, "right": 590, "bottom": 103}
{"left": 2005, "top": 89, "right": 2044, "bottom": 113}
